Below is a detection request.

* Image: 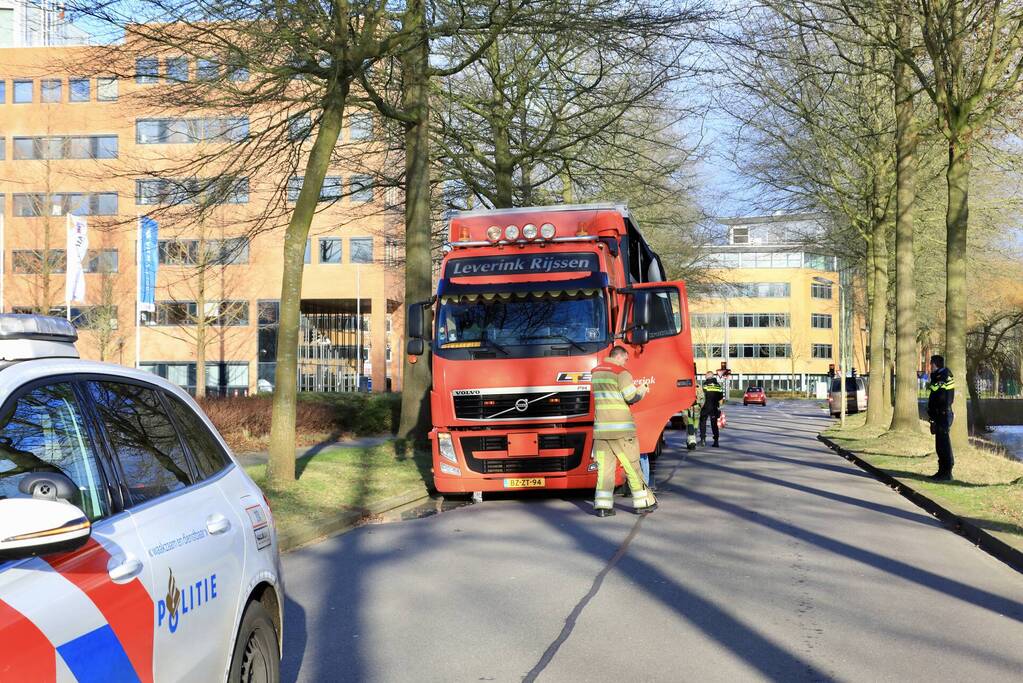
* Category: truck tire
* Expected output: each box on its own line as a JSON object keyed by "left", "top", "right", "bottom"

{"left": 229, "top": 599, "right": 281, "bottom": 683}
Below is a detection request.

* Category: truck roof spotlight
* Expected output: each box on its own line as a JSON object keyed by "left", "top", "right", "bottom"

{"left": 505, "top": 225, "right": 520, "bottom": 241}
{"left": 540, "top": 223, "right": 556, "bottom": 239}
{"left": 522, "top": 223, "right": 538, "bottom": 240}
{"left": 486, "top": 226, "right": 502, "bottom": 243}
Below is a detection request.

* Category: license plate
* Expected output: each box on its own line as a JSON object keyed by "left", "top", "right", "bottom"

{"left": 503, "top": 478, "right": 545, "bottom": 488}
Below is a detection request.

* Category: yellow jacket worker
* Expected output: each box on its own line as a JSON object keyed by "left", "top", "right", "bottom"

{"left": 590, "top": 346, "right": 656, "bottom": 517}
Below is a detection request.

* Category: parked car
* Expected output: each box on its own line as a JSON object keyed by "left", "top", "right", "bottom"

{"left": 829, "top": 376, "right": 868, "bottom": 416}
{"left": 743, "top": 386, "right": 767, "bottom": 406}
{"left": 0, "top": 315, "right": 283, "bottom": 682}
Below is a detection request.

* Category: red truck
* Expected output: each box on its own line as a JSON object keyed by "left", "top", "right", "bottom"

{"left": 406, "top": 204, "right": 696, "bottom": 496}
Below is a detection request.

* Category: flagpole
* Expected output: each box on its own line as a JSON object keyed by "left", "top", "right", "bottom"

{"left": 0, "top": 212, "right": 5, "bottom": 314}
{"left": 65, "top": 215, "right": 72, "bottom": 322}
{"left": 136, "top": 215, "right": 141, "bottom": 369}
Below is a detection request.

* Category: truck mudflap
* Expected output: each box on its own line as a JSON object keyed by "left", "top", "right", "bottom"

{"left": 430, "top": 427, "right": 625, "bottom": 494}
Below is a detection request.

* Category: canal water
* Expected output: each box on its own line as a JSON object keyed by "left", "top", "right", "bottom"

{"left": 987, "top": 426, "right": 1023, "bottom": 462}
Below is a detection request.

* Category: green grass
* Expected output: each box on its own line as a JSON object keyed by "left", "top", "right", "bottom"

{"left": 245, "top": 440, "right": 432, "bottom": 538}
{"left": 824, "top": 414, "right": 1023, "bottom": 551}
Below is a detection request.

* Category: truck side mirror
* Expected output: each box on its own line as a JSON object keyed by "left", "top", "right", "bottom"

{"left": 407, "top": 338, "right": 425, "bottom": 356}
{"left": 633, "top": 291, "right": 651, "bottom": 328}
{"left": 407, "top": 302, "right": 426, "bottom": 340}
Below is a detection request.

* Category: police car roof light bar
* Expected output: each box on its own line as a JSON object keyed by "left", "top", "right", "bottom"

{"left": 0, "top": 314, "right": 79, "bottom": 342}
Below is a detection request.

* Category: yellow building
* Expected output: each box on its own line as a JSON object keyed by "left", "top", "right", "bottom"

{"left": 0, "top": 40, "right": 404, "bottom": 395}
{"left": 690, "top": 214, "right": 867, "bottom": 393}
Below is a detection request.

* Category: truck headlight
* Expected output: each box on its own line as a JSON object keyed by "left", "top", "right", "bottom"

{"left": 438, "top": 432, "right": 457, "bottom": 463}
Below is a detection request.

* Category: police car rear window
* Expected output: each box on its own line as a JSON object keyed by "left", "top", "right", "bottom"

{"left": 87, "top": 381, "right": 195, "bottom": 505}
{"left": 167, "top": 395, "right": 230, "bottom": 479}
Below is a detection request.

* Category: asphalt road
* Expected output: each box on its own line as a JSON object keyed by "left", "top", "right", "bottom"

{"left": 281, "top": 400, "right": 1023, "bottom": 682}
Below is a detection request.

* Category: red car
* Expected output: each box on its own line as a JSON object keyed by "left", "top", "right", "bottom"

{"left": 743, "top": 386, "right": 767, "bottom": 406}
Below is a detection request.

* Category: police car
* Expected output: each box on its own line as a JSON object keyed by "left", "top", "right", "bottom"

{"left": 0, "top": 315, "right": 283, "bottom": 682}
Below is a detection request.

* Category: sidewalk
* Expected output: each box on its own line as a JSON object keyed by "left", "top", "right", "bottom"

{"left": 235, "top": 435, "right": 392, "bottom": 468}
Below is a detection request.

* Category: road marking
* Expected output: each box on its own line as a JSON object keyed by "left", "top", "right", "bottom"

{"left": 523, "top": 446, "right": 687, "bottom": 681}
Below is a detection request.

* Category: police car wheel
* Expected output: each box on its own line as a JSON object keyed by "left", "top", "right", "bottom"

{"left": 230, "top": 600, "right": 280, "bottom": 683}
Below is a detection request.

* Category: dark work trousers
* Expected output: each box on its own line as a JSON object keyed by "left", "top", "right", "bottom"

{"left": 934, "top": 426, "right": 954, "bottom": 475}
{"left": 699, "top": 408, "right": 720, "bottom": 442}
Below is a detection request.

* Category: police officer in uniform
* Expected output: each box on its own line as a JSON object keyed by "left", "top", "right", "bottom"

{"left": 699, "top": 372, "right": 724, "bottom": 447}
{"left": 590, "top": 346, "right": 656, "bottom": 517}
{"left": 927, "top": 354, "right": 955, "bottom": 481}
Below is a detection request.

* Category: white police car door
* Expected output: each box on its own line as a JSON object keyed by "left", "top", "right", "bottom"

{"left": 0, "top": 381, "right": 156, "bottom": 682}
{"left": 85, "top": 380, "right": 244, "bottom": 681}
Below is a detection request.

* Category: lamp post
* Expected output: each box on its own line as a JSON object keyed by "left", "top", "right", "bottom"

{"left": 814, "top": 275, "right": 845, "bottom": 427}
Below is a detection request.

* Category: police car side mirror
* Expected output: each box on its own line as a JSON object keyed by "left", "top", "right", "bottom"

{"left": 0, "top": 497, "right": 92, "bottom": 561}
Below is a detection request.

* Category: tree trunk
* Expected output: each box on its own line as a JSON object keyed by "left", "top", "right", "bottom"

{"left": 965, "top": 362, "right": 988, "bottom": 433}
{"left": 493, "top": 114, "right": 514, "bottom": 208}
{"left": 397, "top": 3, "right": 434, "bottom": 443}
{"left": 267, "top": 103, "right": 345, "bottom": 487}
{"left": 866, "top": 220, "right": 890, "bottom": 429}
{"left": 889, "top": 19, "right": 921, "bottom": 433}
{"left": 945, "top": 136, "right": 970, "bottom": 450}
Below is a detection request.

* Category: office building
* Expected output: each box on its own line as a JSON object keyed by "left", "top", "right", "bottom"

{"left": 690, "top": 214, "right": 866, "bottom": 392}
{"left": 0, "top": 42, "right": 405, "bottom": 395}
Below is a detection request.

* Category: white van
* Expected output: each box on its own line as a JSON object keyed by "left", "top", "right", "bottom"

{"left": 829, "top": 376, "right": 868, "bottom": 417}
{"left": 0, "top": 315, "right": 283, "bottom": 681}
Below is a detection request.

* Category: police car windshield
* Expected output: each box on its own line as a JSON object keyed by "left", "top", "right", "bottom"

{"left": 436, "top": 289, "right": 607, "bottom": 358}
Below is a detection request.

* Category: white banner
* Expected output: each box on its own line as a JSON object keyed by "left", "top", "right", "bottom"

{"left": 65, "top": 213, "right": 89, "bottom": 304}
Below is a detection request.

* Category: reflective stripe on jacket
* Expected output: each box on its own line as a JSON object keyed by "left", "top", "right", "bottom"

{"left": 591, "top": 357, "right": 641, "bottom": 439}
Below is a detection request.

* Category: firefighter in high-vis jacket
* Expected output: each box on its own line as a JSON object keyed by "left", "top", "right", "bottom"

{"left": 684, "top": 383, "right": 704, "bottom": 450}
{"left": 590, "top": 346, "right": 657, "bottom": 517}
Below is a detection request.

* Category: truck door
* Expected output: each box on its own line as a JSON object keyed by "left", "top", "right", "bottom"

{"left": 622, "top": 282, "right": 696, "bottom": 453}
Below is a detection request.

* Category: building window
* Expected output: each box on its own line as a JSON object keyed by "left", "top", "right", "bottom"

{"left": 350, "top": 175, "right": 374, "bottom": 202}
{"left": 0, "top": 137, "right": 4, "bottom": 161}
{"left": 288, "top": 176, "right": 343, "bottom": 203}
{"left": 136, "top": 57, "right": 159, "bottom": 84}
{"left": 136, "top": 117, "right": 249, "bottom": 144}
{"left": 228, "top": 62, "right": 249, "bottom": 82}
{"left": 13, "top": 79, "right": 32, "bottom": 103}
{"left": 0, "top": 81, "right": 5, "bottom": 103}
{"left": 730, "top": 226, "right": 749, "bottom": 244}
{"left": 319, "top": 238, "right": 342, "bottom": 264}
{"left": 715, "top": 282, "right": 790, "bottom": 298}
{"left": 811, "top": 282, "right": 832, "bottom": 299}
{"left": 13, "top": 136, "right": 118, "bottom": 160}
{"left": 350, "top": 238, "right": 373, "bottom": 264}
{"left": 11, "top": 193, "right": 117, "bottom": 217}
{"left": 727, "top": 343, "right": 790, "bottom": 359}
{"left": 196, "top": 58, "right": 220, "bottom": 80}
{"left": 85, "top": 249, "right": 119, "bottom": 273}
{"left": 46, "top": 305, "right": 118, "bottom": 329}
{"left": 12, "top": 250, "right": 66, "bottom": 274}
{"left": 384, "top": 238, "right": 399, "bottom": 266}
{"left": 811, "top": 313, "right": 833, "bottom": 329}
{"left": 205, "top": 362, "right": 250, "bottom": 397}
{"left": 158, "top": 240, "right": 198, "bottom": 266}
{"left": 140, "top": 362, "right": 196, "bottom": 392}
{"left": 304, "top": 240, "right": 311, "bottom": 264}
{"left": 165, "top": 57, "right": 189, "bottom": 82}
{"left": 69, "top": 78, "right": 90, "bottom": 102}
{"left": 212, "top": 300, "right": 249, "bottom": 326}
{"left": 136, "top": 176, "right": 247, "bottom": 205}
{"left": 288, "top": 115, "right": 311, "bottom": 141}
{"left": 812, "top": 343, "right": 833, "bottom": 359}
{"left": 348, "top": 113, "right": 373, "bottom": 140}
{"left": 36, "top": 79, "right": 56, "bottom": 102}
{"left": 97, "top": 77, "right": 118, "bottom": 101}
{"left": 152, "top": 301, "right": 197, "bottom": 325}
{"left": 209, "top": 237, "right": 250, "bottom": 265}
{"left": 322, "top": 176, "right": 342, "bottom": 200}
{"left": 724, "top": 313, "right": 789, "bottom": 328}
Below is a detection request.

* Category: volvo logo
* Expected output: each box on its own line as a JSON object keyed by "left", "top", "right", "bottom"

{"left": 514, "top": 398, "right": 530, "bottom": 412}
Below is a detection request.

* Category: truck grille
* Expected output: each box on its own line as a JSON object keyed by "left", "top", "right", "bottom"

{"left": 453, "top": 390, "right": 590, "bottom": 420}
{"left": 461, "top": 433, "right": 586, "bottom": 475}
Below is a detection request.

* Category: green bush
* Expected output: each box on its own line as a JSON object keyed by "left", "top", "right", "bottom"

{"left": 298, "top": 392, "right": 402, "bottom": 435}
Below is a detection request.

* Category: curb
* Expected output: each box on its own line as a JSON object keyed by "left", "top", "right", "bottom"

{"left": 278, "top": 487, "right": 431, "bottom": 552}
{"left": 817, "top": 434, "right": 1023, "bottom": 575}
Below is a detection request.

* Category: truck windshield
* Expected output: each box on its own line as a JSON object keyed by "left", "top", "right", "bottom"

{"left": 436, "top": 289, "right": 608, "bottom": 357}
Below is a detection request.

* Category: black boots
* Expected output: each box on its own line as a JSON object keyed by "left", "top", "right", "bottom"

{"left": 712, "top": 440, "right": 720, "bottom": 448}
{"left": 930, "top": 472, "right": 952, "bottom": 482}
{"left": 595, "top": 508, "right": 616, "bottom": 517}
